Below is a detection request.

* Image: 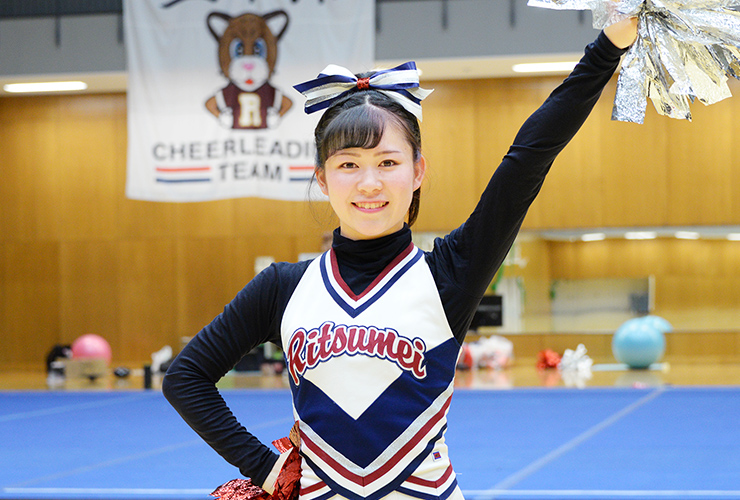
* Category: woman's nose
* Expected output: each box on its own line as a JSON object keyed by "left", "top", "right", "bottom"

{"left": 357, "top": 168, "right": 382, "bottom": 193}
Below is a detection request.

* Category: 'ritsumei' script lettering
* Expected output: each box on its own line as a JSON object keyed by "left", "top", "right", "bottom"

{"left": 286, "top": 322, "right": 427, "bottom": 385}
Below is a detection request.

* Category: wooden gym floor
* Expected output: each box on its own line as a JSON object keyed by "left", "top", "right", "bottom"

{"left": 1, "top": 359, "right": 738, "bottom": 392}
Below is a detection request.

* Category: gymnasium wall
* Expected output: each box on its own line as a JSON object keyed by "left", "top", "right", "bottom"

{"left": 2, "top": 73, "right": 740, "bottom": 368}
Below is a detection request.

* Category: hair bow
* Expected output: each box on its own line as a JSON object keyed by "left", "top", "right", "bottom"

{"left": 293, "top": 61, "right": 433, "bottom": 121}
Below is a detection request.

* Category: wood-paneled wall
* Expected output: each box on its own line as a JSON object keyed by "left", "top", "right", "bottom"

{"left": 548, "top": 238, "right": 740, "bottom": 330}
{"left": 2, "top": 71, "right": 740, "bottom": 368}
{"left": 418, "top": 76, "right": 740, "bottom": 231}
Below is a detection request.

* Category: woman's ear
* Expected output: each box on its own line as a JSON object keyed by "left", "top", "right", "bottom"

{"left": 316, "top": 168, "right": 329, "bottom": 196}
{"left": 413, "top": 155, "right": 427, "bottom": 191}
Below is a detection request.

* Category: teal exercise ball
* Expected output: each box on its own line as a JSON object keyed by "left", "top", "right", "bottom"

{"left": 612, "top": 318, "right": 666, "bottom": 369}
{"left": 640, "top": 315, "right": 673, "bottom": 334}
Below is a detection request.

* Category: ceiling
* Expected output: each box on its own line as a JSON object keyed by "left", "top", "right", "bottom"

{"left": 0, "top": 0, "right": 594, "bottom": 95}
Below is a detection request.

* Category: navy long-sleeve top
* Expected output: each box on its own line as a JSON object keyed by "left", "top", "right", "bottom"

{"left": 163, "top": 31, "right": 626, "bottom": 486}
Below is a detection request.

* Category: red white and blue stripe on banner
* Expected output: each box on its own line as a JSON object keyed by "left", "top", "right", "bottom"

{"left": 155, "top": 166, "right": 213, "bottom": 184}
{"left": 153, "top": 164, "right": 314, "bottom": 184}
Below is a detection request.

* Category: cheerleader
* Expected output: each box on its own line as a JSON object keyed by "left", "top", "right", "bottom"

{"left": 163, "top": 17, "right": 638, "bottom": 500}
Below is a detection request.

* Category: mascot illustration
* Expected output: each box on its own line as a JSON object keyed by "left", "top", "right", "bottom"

{"left": 205, "top": 10, "right": 292, "bottom": 130}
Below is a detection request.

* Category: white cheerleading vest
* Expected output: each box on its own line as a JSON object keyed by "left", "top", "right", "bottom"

{"left": 281, "top": 244, "right": 463, "bottom": 500}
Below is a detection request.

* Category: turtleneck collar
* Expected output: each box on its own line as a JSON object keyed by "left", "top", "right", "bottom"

{"left": 330, "top": 225, "right": 413, "bottom": 295}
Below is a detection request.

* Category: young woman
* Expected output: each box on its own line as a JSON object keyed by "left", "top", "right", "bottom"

{"left": 163, "top": 18, "right": 638, "bottom": 500}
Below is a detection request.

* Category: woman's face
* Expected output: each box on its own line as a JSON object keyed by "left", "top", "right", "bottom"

{"left": 316, "top": 123, "right": 426, "bottom": 241}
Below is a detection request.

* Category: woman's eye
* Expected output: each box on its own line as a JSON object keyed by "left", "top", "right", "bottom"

{"left": 340, "top": 162, "right": 357, "bottom": 169}
{"left": 380, "top": 160, "right": 396, "bottom": 167}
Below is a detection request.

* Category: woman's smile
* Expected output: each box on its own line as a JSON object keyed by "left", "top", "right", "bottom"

{"left": 353, "top": 201, "right": 389, "bottom": 211}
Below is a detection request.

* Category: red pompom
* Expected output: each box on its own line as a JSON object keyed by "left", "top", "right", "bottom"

{"left": 456, "top": 344, "right": 473, "bottom": 370}
{"left": 211, "top": 479, "right": 269, "bottom": 500}
{"left": 536, "top": 349, "right": 561, "bottom": 370}
{"left": 212, "top": 423, "right": 302, "bottom": 500}
{"left": 272, "top": 448, "right": 301, "bottom": 500}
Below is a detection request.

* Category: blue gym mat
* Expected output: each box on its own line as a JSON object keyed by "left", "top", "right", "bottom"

{"left": 1, "top": 386, "right": 739, "bottom": 499}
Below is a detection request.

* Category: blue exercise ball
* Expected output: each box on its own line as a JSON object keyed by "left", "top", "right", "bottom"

{"left": 612, "top": 318, "right": 666, "bottom": 369}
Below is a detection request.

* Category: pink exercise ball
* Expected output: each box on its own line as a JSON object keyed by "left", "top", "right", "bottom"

{"left": 71, "top": 334, "right": 112, "bottom": 364}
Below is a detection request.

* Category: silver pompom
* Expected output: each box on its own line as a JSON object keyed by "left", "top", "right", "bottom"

{"left": 529, "top": 0, "right": 740, "bottom": 123}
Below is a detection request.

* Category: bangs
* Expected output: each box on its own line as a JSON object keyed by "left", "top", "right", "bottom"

{"left": 319, "top": 104, "right": 400, "bottom": 162}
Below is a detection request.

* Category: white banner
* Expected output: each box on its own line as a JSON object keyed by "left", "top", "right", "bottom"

{"left": 124, "top": 0, "right": 374, "bottom": 202}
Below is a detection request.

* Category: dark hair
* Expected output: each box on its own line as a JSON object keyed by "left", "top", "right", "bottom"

{"left": 313, "top": 84, "right": 423, "bottom": 227}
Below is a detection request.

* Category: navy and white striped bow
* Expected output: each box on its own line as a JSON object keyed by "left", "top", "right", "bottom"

{"left": 293, "top": 61, "right": 433, "bottom": 121}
